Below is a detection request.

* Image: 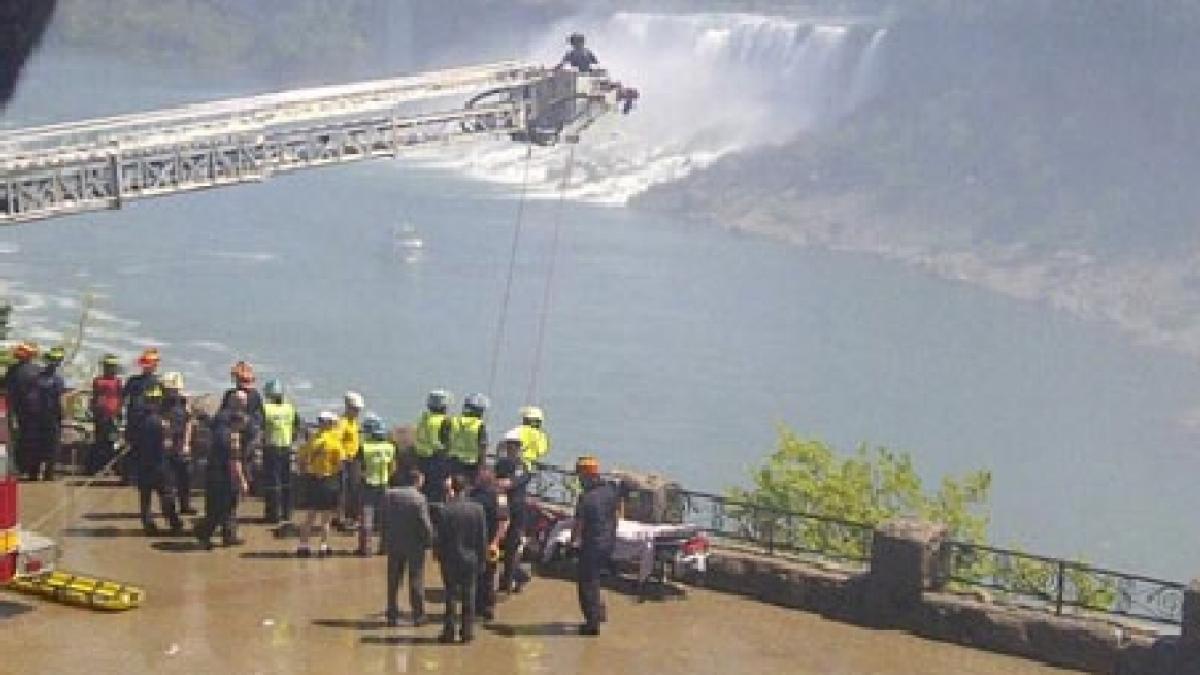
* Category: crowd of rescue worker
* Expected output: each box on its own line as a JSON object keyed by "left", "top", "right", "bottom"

{"left": 3, "top": 342, "right": 620, "bottom": 640}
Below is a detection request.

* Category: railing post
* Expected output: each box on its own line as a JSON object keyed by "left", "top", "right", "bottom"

{"left": 765, "top": 508, "right": 775, "bottom": 556}
{"left": 1056, "top": 560, "right": 1066, "bottom": 616}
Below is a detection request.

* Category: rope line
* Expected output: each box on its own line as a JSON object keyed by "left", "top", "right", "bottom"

{"left": 525, "top": 144, "right": 576, "bottom": 404}
{"left": 485, "top": 143, "right": 535, "bottom": 396}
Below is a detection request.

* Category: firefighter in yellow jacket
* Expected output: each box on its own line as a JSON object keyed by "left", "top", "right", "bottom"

{"left": 517, "top": 406, "right": 550, "bottom": 469}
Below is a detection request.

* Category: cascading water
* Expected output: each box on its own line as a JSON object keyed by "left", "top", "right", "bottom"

{"left": 405, "top": 12, "right": 890, "bottom": 204}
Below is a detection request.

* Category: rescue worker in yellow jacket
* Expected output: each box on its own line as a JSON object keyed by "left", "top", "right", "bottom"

{"left": 357, "top": 413, "right": 396, "bottom": 556}
{"left": 448, "top": 393, "right": 489, "bottom": 480}
{"left": 297, "top": 411, "right": 344, "bottom": 557}
{"left": 336, "top": 391, "right": 364, "bottom": 530}
{"left": 414, "top": 389, "right": 453, "bottom": 503}
{"left": 261, "top": 379, "right": 303, "bottom": 525}
{"left": 517, "top": 406, "right": 550, "bottom": 469}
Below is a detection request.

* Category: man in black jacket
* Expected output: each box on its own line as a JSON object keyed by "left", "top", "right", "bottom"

{"left": 436, "top": 473, "right": 487, "bottom": 644}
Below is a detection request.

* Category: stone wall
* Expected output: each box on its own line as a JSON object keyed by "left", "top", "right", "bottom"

{"left": 678, "top": 521, "right": 1200, "bottom": 675}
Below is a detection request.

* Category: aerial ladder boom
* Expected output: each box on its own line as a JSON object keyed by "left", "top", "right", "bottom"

{"left": 0, "top": 61, "right": 628, "bottom": 224}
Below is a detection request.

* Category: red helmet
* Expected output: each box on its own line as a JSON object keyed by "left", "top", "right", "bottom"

{"left": 231, "top": 360, "right": 255, "bottom": 385}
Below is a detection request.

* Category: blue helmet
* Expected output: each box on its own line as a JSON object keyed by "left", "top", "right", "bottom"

{"left": 361, "top": 413, "right": 387, "bottom": 439}
{"left": 263, "top": 378, "right": 284, "bottom": 399}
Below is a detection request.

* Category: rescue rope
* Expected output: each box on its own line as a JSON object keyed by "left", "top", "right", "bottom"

{"left": 485, "top": 143, "right": 535, "bottom": 396}
{"left": 525, "top": 144, "right": 576, "bottom": 404}
{"left": 26, "top": 440, "right": 132, "bottom": 533}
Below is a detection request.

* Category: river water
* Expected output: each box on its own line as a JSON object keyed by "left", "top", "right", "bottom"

{"left": 4, "top": 45, "right": 1200, "bottom": 581}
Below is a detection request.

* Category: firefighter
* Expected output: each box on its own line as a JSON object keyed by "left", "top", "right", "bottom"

{"left": 261, "top": 378, "right": 302, "bottom": 525}
{"left": 23, "top": 346, "right": 65, "bottom": 481}
{"left": 357, "top": 413, "right": 396, "bottom": 556}
{"left": 413, "top": 389, "right": 453, "bottom": 503}
{"left": 571, "top": 455, "right": 618, "bottom": 636}
{"left": 557, "top": 32, "right": 599, "bottom": 73}
{"left": 123, "top": 348, "right": 162, "bottom": 484}
{"left": 221, "top": 360, "right": 265, "bottom": 429}
{"left": 136, "top": 385, "right": 184, "bottom": 535}
{"left": 161, "top": 371, "right": 196, "bottom": 515}
{"left": 448, "top": 393, "right": 488, "bottom": 480}
{"left": 470, "top": 468, "right": 508, "bottom": 622}
{"left": 195, "top": 390, "right": 252, "bottom": 548}
{"left": 517, "top": 406, "right": 550, "bottom": 468}
{"left": 5, "top": 341, "right": 40, "bottom": 478}
{"left": 496, "top": 428, "right": 533, "bottom": 593}
{"left": 88, "top": 353, "right": 123, "bottom": 475}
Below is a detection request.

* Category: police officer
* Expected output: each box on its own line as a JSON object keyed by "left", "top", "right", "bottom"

{"left": 88, "top": 353, "right": 123, "bottom": 475}
{"left": 195, "top": 390, "right": 253, "bottom": 548}
{"left": 261, "top": 378, "right": 301, "bottom": 524}
{"left": 571, "top": 455, "right": 618, "bottom": 636}
{"left": 448, "top": 393, "right": 488, "bottom": 480}
{"left": 517, "top": 406, "right": 549, "bottom": 469}
{"left": 413, "top": 389, "right": 453, "bottom": 503}
{"left": 469, "top": 468, "right": 508, "bottom": 621}
{"left": 136, "top": 385, "right": 184, "bottom": 535}
{"left": 496, "top": 428, "right": 533, "bottom": 593}
{"left": 161, "top": 372, "right": 196, "bottom": 515}
{"left": 25, "top": 346, "right": 65, "bottom": 481}
{"left": 123, "top": 348, "right": 162, "bottom": 484}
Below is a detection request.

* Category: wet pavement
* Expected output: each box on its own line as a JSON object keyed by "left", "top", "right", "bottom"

{"left": 3, "top": 481, "right": 1074, "bottom": 674}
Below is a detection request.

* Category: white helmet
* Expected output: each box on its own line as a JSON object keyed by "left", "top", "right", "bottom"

{"left": 344, "top": 391, "right": 365, "bottom": 410}
{"left": 162, "top": 371, "right": 185, "bottom": 391}
{"left": 317, "top": 410, "right": 337, "bottom": 424}
{"left": 504, "top": 427, "right": 524, "bottom": 443}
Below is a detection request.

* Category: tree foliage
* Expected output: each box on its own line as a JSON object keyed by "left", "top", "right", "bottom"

{"left": 730, "top": 426, "right": 992, "bottom": 546}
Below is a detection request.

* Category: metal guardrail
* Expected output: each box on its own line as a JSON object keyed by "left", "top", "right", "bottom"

{"left": 528, "top": 462, "right": 875, "bottom": 564}
{"left": 940, "top": 540, "right": 1186, "bottom": 627}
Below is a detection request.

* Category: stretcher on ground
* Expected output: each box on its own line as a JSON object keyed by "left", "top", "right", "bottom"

{"left": 532, "top": 503, "right": 710, "bottom": 597}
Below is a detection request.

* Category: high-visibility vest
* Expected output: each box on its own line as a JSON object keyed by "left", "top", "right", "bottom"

{"left": 448, "top": 415, "right": 484, "bottom": 466}
{"left": 262, "top": 401, "right": 297, "bottom": 448}
{"left": 518, "top": 424, "right": 549, "bottom": 466}
{"left": 414, "top": 411, "right": 447, "bottom": 458}
{"left": 361, "top": 440, "right": 396, "bottom": 487}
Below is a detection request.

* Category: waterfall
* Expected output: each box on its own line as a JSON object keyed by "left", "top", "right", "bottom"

{"left": 404, "top": 12, "right": 891, "bottom": 204}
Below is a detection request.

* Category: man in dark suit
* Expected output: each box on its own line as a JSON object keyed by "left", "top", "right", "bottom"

{"left": 382, "top": 467, "right": 433, "bottom": 627}
{"left": 436, "top": 473, "right": 487, "bottom": 644}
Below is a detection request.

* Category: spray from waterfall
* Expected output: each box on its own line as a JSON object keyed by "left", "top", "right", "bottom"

{"left": 403, "top": 12, "right": 891, "bottom": 205}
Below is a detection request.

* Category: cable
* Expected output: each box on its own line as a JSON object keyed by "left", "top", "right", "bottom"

{"left": 485, "top": 143, "right": 535, "bottom": 396}
{"left": 525, "top": 144, "right": 576, "bottom": 404}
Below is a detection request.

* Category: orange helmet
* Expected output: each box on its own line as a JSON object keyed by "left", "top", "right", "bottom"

{"left": 575, "top": 455, "right": 600, "bottom": 477}
{"left": 12, "top": 341, "right": 38, "bottom": 360}
{"left": 231, "top": 360, "right": 255, "bottom": 385}
{"left": 137, "top": 348, "right": 160, "bottom": 368}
